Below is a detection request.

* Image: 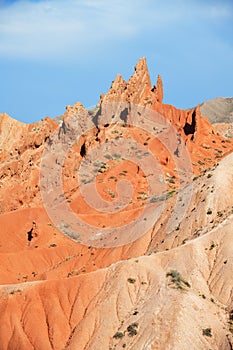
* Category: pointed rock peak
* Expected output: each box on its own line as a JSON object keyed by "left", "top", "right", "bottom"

{"left": 157, "top": 74, "right": 163, "bottom": 86}
{"left": 155, "top": 74, "right": 164, "bottom": 103}
{"left": 134, "top": 57, "right": 148, "bottom": 72}
{"left": 100, "top": 57, "right": 164, "bottom": 106}
{"left": 111, "top": 74, "right": 127, "bottom": 88}
{"left": 73, "top": 101, "right": 84, "bottom": 109}
{"left": 66, "top": 101, "right": 83, "bottom": 111}
{"left": 115, "top": 74, "right": 125, "bottom": 83}
{"left": 64, "top": 102, "right": 86, "bottom": 119}
{"left": 129, "top": 57, "right": 151, "bottom": 91}
{"left": 99, "top": 74, "right": 127, "bottom": 104}
{"left": 132, "top": 57, "right": 151, "bottom": 82}
{"left": 196, "top": 103, "right": 201, "bottom": 116}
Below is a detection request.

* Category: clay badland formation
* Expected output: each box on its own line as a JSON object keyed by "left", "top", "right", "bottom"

{"left": 0, "top": 57, "right": 233, "bottom": 349}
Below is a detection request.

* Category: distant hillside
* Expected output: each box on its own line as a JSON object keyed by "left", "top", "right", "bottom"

{"left": 200, "top": 97, "right": 233, "bottom": 124}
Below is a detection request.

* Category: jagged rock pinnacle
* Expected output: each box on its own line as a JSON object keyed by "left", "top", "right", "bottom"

{"left": 100, "top": 57, "right": 164, "bottom": 106}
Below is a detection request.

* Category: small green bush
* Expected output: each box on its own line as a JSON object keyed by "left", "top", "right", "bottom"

{"left": 202, "top": 328, "right": 212, "bottom": 337}
{"left": 113, "top": 332, "right": 124, "bottom": 339}
{"left": 166, "top": 270, "right": 190, "bottom": 290}
{"left": 127, "top": 323, "right": 138, "bottom": 337}
{"left": 209, "top": 243, "right": 215, "bottom": 250}
{"left": 49, "top": 243, "right": 57, "bottom": 248}
{"left": 127, "top": 278, "right": 136, "bottom": 284}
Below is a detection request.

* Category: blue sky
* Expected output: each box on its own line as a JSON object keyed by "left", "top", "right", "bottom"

{"left": 0, "top": 0, "right": 233, "bottom": 123}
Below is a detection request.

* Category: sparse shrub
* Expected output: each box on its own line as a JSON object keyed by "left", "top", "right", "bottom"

{"left": 229, "top": 312, "right": 233, "bottom": 334}
{"left": 168, "top": 178, "right": 175, "bottom": 184}
{"left": 127, "top": 323, "right": 138, "bottom": 337}
{"left": 104, "top": 154, "right": 112, "bottom": 160}
{"left": 127, "top": 278, "right": 136, "bottom": 284}
{"left": 207, "top": 209, "right": 212, "bottom": 215}
{"left": 166, "top": 270, "right": 190, "bottom": 290}
{"left": 167, "top": 270, "right": 181, "bottom": 283}
{"left": 9, "top": 289, "right": 21, "bottom": 295}
{"left": 137, "top": 193, "right": 148, "bottom": 200}
{"left": 202, "top": 328, "right": 212, "bottom": 337}
{"left": 150, "top": 195, "right": 164, "bottom": 203}
{"left": 66, "top": 232, "right": 78, "bottom": 240}
{"left": 109, "top": 190, "right": 115, "bottom": 198}
{"left": 112, "top": 153, "right": 121, "bottom": 159}
{"left": 113, "top": 332, "right": 124, "bottom": 339}
{"left": 229, "top": 310, "right": 233, "bottom": 321}
{"left": 166, "top": 190, "right": 176, "bottom": 199}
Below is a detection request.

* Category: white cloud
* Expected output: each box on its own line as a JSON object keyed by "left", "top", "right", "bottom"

{"left": 0, "top": 0, "right": 141, "bottom": 60}
{"left": 0, "top": 0, "right": 232, "bottom": 61}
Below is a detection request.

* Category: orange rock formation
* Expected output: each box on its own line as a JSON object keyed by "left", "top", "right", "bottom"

{"left": 0, "top": 58, "right": 233, "bottom": 349}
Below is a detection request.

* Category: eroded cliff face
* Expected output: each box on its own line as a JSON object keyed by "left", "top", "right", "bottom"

{"left": 0, "top": 58, "right": 233, "bottom": 350}
{"left": 0, "top": 113, "right": 57, "bottom": 212}
{"left": 1, "top": 58, "right": 232, "bottom": 213}
{"left": 100, "top": 58, "right": 231, "bottom": 169}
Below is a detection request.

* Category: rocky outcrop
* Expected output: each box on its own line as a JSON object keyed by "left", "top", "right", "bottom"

{"left": 99, "top": 58, "right": 232, "bottom": 176}
{"left": 100, "top": 57, "right": 163, "bottom": 105}
{"left": 0, "top": 114, "right": 57, "bottom": 212}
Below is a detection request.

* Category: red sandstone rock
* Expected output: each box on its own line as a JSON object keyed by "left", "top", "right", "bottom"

{"left": 101, "top": 57, "right": 163, "bottom": 105}
{"left": 0, "top": 58, "right": 233, "bottom": 350}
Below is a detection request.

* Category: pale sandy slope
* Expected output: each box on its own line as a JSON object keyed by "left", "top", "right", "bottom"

{"left": 0, "top": 155, "right": 232, "bottom": 349}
